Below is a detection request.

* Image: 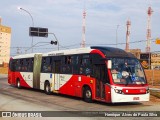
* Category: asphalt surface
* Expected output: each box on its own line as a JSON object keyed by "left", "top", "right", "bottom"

{"left": 0, "top": 74, "right": 160, "bottom": 120}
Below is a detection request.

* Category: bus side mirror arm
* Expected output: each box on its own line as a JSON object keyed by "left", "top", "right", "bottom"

{"left": 107, "top": 60, "right": 112, "bottom": 69}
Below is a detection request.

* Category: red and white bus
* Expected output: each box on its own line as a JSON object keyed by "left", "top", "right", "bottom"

{"left": 8, "top": 46, "right": 149, "bottom": 103}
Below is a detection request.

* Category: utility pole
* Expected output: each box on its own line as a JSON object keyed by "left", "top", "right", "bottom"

{"left": 146, "top": 6, "right": 153, "bottom": 53}
{"left": 125, "top": 19, "right": 131, "bottom": 52}
{"left": 81, "top": 2, "right": 86, "bottom": 48}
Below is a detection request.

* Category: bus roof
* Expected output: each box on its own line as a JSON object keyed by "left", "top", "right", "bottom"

{"left": 91, "top": 46, "right": 136, "bottom": 58}
{"left": 44, "top": 47, "right": 92, "bottom": 56}
{"left": 12, "top": 53, "right": 42, "bottom": 59}
{"left": 11, "top": 46, "right": 135, "bottom": 59}
{"left": 11, "top": 47, "right": 93, "bottom": 59}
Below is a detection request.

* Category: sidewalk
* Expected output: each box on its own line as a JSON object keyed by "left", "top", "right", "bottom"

{"left": 150, "top": 88, "right": 160, "bottom": 91}
{"left": 0, "top": 74, "right": 8, "bottom": 77}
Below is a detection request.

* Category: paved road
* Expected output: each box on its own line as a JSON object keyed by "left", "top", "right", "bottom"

{"left": 0, "top": 74, "right": 160, "bottom": 120}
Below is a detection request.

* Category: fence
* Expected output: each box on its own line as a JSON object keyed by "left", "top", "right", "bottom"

{"left": 145, "top": 69, "right": 160, "bottom": 86}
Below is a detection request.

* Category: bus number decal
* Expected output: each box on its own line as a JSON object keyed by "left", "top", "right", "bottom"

{"left": 50, "top": 74, "right": 52, "bottom": 78}
{"left": 28, "top": 75, "right": 30, "bottom": 79}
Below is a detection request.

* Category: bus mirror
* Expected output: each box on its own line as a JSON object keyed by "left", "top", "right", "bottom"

{"left": 108, "top": 60, "right": 112, "bottom": 69}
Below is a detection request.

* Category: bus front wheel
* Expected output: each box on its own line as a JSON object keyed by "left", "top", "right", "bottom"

{"left": 83, "top": 87, "right": 92, "bottom": 103}
{"left": 44, "top": 82, "right": 51, "bottom": 95}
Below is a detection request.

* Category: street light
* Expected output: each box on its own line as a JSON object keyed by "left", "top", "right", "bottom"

{"left": 18, "top": 7, "right": 34, "bottom": 53}
{"left": 116, "top": 25, "right": 119, "bottom": 48}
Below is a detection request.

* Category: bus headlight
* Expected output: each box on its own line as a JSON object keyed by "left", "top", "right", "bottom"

{"left": 114, "top": 89, "right": 123, "bottom": 94}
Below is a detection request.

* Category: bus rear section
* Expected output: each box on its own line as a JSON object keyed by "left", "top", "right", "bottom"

{"left": 8, "top": 54, "right": 36, "bottom": 89}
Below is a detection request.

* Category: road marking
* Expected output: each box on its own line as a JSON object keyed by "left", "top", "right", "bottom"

{"left": 0, "top": 86, "right": 14, "bottom": 90}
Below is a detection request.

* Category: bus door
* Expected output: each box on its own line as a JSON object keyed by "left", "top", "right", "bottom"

{"left": 33, "top": 54, "right": 42, "bottom": 89}
{"left": 54, "top": 60, "right": 61, "bottom": 90}
{"left": 94, "top": 64, "right": 106, "bottom": 100}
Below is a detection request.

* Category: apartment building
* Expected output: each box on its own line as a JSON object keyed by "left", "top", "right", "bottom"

{"left": 0, "top": 18, "right": 11, "bottom": 67}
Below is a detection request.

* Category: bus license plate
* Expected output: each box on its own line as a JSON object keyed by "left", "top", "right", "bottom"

{"left": 133, "top": 97, "right": 139, "bottom": 100}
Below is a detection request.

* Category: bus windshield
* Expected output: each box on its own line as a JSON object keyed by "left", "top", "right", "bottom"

{"left": 110, "top": 58, "right": 146, "bottom": 85}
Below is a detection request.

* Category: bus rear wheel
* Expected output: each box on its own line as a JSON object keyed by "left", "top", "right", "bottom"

{"left": 44, "top": 82, "right": 51, "bottom": 95}
{"left": 83, "top": 87, "right": 92, "bottom": 103}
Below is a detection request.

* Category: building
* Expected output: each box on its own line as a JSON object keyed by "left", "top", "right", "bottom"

{"left": 126, "top": 49, "right": 141, "bottom": 59}
{"left": 0, "top": 18, "right": 11, "bottom": 67}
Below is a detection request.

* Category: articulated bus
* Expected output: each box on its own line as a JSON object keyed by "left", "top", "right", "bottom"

{"left": 8, "top": 46, "right": 149, "bottom": 103}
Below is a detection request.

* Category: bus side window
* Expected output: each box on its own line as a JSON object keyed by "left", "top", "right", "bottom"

{"left": 42, "top": 58, "right": 46, "bottom": 72}
{"left": 21, "top": 59, "right": 27, "bottom": 71}
{"left": 15, "top": 59, "right": 20, "bottom": 71}
{"left": 51, "top": 57, "right": 55, "bottom": 73}
{"left": 65, "top": 56, "right": 71, "bottom": 64}
{"left": 26, "top": 59, "right": 30, "bottom": 72}
{"left": 24, "top": 59, "right": 29, "bottom": 72}
{"left": 62, "top": 56, "right": 72, "bottom": 74}
{"left": 71, "top": 55, "right": 79, "bottom": 74}
{"left": 9, "top": 59, "right": 16, "bottom": 71}
{"left": 23, "top": 59, "right": 27, "bottom": 72}
{"left": 80, "top": 54, "right": 92, "bottom": 75}
{"left": 42, "top": 57, "right": 51, "bottom": 73}
{"left": 46, "top": 57, "right": 51, "bottom": 73}
{"left": 61, "top": 56, "right": 67, "bottom": 74}
{"left": 28, "top": 58, "right": 33, "bottom": 72}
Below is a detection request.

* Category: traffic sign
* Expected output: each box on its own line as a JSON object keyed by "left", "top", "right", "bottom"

{"left": 155, "top": 38, "right": 160, "bottom": 44}
{"left": 29, "top": 27, "right": 48, "bottom": 37}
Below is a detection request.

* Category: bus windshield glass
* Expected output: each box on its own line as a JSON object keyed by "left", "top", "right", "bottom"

{"left": 110, "top": 58, "right": 146, "bottom": 85}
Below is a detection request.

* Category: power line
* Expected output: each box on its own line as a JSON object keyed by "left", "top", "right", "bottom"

{"left": 8, "top": 38, "right": 158, "bottom": 53}
{"left": 87, "top": 38, "right": 156, "bottom": 46}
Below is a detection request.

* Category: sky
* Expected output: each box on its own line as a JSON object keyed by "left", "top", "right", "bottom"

{"left": 0, "top": 0, "right": 160, "bottom": 56}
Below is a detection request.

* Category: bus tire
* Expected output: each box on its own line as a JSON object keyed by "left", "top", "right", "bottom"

{"left": 44, "top": 82, "right": 51, "bottom": 95}
{"left": 17, "top": 79, "right": 21, "bottom": 89}
{"left": 83, "top": 87, "right": 92, "bottom": 103}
